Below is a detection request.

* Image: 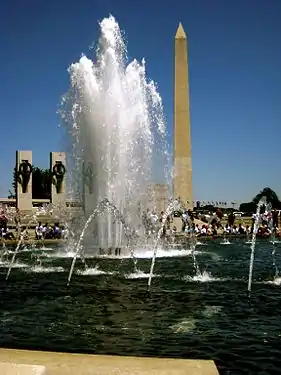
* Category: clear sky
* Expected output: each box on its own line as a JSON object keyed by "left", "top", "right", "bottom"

{"left": 1, "top": 0, "right": 280, "bottom": 203}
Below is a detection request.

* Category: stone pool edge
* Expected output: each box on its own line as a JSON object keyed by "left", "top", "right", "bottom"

{"left": 0, "top": 348, "right": 219, "bottom": 374}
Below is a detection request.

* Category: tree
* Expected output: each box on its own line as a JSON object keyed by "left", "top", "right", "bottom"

{"left": 239, "top": 201, "right": 256, "bottom": 213}
{"left": 12, "top": 165, "right": 52, "bottom": 200}
{"left": 8, "top": 189, "right": 15, "bottom": 199}
{"left": 252, "top": 187, "right": 280, "bottom": 208}
{"left": 32, "top": 167, "right": 52, "bottom": 199}
{"left": 202, "top": 204, "right": 216, "bottom": 213}
{"left": 239, "top": 187, "right": 281, "bottom": 212}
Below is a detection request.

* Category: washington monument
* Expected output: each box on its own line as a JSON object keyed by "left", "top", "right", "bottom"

{"left": 173, "top": 22, "right": 192, "bottom": 207}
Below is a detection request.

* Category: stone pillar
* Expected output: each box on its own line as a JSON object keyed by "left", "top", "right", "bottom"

{"left": 16, "top": 150, "right": 33, "bottom": 213}
{"left": 173, "top": 22, "right": 192, "bottom": 209}
{"left": 50, "top": 152, "right": 66, "bottom": 209}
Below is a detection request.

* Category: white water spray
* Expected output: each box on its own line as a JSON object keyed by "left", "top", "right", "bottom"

{"left": 147, "top": 200, "right": 177, "bottom": 290}
{"left": 60, "top": 15, "right": 169, "bottom": 250}
{"left": 67, "top": 198, "right": 137, "bottom": 285}
{"left": 268, "top": 211, "right": 279, "bottom": 280}
{"left": 190, "top": 235, "right": 201, "bottom": 276}
{"left": 247, "top": 196, "right": 270, "bottom": 293}
{"left": 147, "top": 199, "right": 200, "bottom": 290}
{"left": 6, "top": 212, "right": 38, "bottom": 280}
{"left": 5, "top": 234, "right": 24, "bottom": 280}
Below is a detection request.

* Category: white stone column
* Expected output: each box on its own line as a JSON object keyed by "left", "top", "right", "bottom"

{"left": 50, "top": 152, "right": 66, "bottom": 211}
{"left": 16, "top": 150, "right": 33, "bottom": 213}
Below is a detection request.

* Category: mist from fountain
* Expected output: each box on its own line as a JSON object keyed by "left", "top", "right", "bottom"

{"left": 2, "top": 201, "right": 70, "bottom": 280}
{"left": 5, "top": 211, "right": 40, "bottom": 280}
{"left": 147, "top": 199, "right": 201, "bottom": 290}
{"left": 267, "top": 209, "right": 279, "bottom": 279}
{"left": 60, "top": 15, "right": 169, "bottom": 251}
{"left": 247, "top": 196, "right": 271, "bottom": 294}
{"left": 67, "top": 198, "right": 138, "bottom": 286}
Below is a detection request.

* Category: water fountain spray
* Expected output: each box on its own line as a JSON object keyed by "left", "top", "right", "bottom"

{"left": 147, "top": 200, "right": 178, "bottom": 290}
{"left": 147, "top": 199, "right": 200, "bottom": 290}
{"left": 67, "top": 198, "right": 137, "bottom": 286}
{"left": 247, "top": 196, "right": 270, "bottom": 294}
{"left": 6, "top": 212, "right": 39, "bottom": 280}
{"left": 189, "top": 232, "right": 201, "bottom": 277}
{"left": 267, "top": 210, "right": 279, "bottom": 280}
{"left": 60, "top": 15, "right": 170, "bottom": 251}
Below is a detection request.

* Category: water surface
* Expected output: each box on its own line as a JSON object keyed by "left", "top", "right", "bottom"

{"left": 0, "top": 239, "right": 281, "bottom": 374}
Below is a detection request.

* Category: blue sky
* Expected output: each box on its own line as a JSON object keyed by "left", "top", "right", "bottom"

{"left": 1, "top": 0, "right": 280, "bottom": 203}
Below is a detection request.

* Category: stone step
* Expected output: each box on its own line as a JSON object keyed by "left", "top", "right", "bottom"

{"left": 0, "top": 349, "right": 219, "bottom": 375}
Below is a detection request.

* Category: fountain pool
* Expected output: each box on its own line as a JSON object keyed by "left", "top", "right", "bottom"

{"left": 1, "top": 239, "right": 281, "bottom": 375}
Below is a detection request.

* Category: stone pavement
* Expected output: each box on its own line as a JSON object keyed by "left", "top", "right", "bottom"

{"left": 0, "top": 349, "right": 219, "bottom": 374}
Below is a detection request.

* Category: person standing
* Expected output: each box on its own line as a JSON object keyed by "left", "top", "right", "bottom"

{"left": 228, "top": 212, "right": 235, "bottom": 227}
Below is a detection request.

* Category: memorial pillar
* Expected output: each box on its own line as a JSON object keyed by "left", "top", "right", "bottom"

{"left": 16, "top": 150, "right": 33, "bottom": 213}
{"left": 50, "top": 152, "right": 66, "bottom": 210}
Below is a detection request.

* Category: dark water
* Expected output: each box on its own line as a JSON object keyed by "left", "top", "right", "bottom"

{"left": 0, "top": 239, "right": 281, "bottom": 374}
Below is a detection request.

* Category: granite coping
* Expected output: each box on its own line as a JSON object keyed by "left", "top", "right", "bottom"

{"left": 0, "top": 349, "right": 219, "bottom": 375}
{"left": 0, "top": 361, "right": 46, "bottom": 374}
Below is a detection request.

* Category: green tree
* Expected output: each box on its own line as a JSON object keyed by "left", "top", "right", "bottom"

{"left": 252, "top": 187, "right": 280, "bottom": 208}
{"left": 239, "top": 201, "right": 256, "bottom": 213}
{"left": 239, "top": 187, "right": 281, "bottom": 212}
{"left": 32, "top": 167, "right": 52, "bottom": 199}
{"left": 12, "top": 165, "right": 52, "bottom": 200}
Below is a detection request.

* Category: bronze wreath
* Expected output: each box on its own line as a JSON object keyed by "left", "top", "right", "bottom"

{"left": 19, "top": 161, "right": 32, "bottom": 176}
{"left": 53, "top": 162, "right": 66, "bottom": 177}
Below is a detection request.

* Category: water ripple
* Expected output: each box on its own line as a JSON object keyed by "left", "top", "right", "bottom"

{"left": 0, "top": 239, "right": 281, "bottom": 374}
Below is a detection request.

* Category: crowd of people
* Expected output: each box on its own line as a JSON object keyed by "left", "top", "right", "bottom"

{"left": 142, "top": 207, "right": 280, "bottom": 238}
{"left": 0, "top": 206, "right": 280, "bottom": 242}
{"left": 34, "top": 222, "right": 68, "bottom": 240}
{"left": 0, "top": 208, "right": 69, "bottom": 241}
{"left": 198, "top": 208, "right": 280, "bottom": 237}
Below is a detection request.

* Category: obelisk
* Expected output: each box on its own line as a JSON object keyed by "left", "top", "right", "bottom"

{"left": 173, "top": 22, "right": 192, "bottom": 208}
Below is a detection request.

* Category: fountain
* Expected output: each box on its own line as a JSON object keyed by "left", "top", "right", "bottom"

{"left": 2, "top": 202, "right": 70, "bottom": 280}
{"left": 67, "top": 198, "right": 138, "bottom": 286}
{"left": 147, "top": 199, "right": 179, "bottom": 290}
{"left": 5, "top": 211, "right": 41, "bottom": 280}
{"left": 147, "top": 199, "right": 201, "bottom": 290}
{"left": 267, "top": 209, "right": 279, "bottom": 279}
{"left": 247, "top": 196, "right": 271, "bottom": 294}
{"left": 60, "top": 15, "right": 169, "bottom": 258}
